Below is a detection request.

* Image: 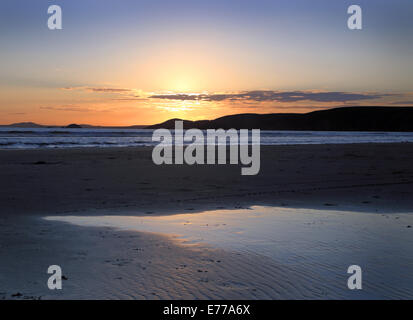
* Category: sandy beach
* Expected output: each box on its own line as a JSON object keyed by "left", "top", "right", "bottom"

{"left": 1, "top": 143, "right": 413, "bottom": 299}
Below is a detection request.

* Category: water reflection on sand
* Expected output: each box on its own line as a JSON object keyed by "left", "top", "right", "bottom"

{"left": 45, "top": 206, "right": 413, "bottom": 299}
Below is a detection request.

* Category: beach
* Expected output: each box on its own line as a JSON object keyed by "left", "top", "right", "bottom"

{"left": 2, "top": 0, "right": 413, "bottom": 304}
{"left": 1, "top": 143, "right": 413, "bottom": 299}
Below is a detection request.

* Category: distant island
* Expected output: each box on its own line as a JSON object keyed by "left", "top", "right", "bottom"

{"left": 2, "top": 107, "right": 413, "bottom": 131}
{"left": 0, "top": 123, "right": 146, "bottom": 129}
{"left": 66, "top": 124, "right": 82, "bottom": 129}
{"left": 2, "top": 122, "right": 45, "bottom": 128}
{"left": 148, "top": 107, "right": 413, "bottom": 132}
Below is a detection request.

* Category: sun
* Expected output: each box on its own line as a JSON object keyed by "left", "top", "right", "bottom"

{"left": 168, "top": 72, "right": 200, "bottom": 92}
{"left": 172, "top": 79, "right": 192, "bottom": 92}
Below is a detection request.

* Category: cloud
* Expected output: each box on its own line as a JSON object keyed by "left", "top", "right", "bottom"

{"left": 389, "top": 100, "right": 413, "bottom": 105}
{"left": 150, "top": 90, "right": 386, "bottom": 103}
{"left": 40, "top": 105, "right": 96, "bottom": 112}
{"left": 62, "top": 87, "right": 134, "bottom": 94}
{"left": 86, "top": 88, "right": 132, "bottom": 93}
{"left": 111, "top": 97, "right": 148, "bottom": 101}
{"left": 60, "top": 88, "right": 392, "bottom": 105}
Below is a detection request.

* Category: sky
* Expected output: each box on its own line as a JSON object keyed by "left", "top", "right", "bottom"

{"left": 0, "top": 0, "right": 412, "bottom": 126}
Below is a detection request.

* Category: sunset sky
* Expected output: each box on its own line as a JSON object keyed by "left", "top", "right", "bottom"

{"left": 0, "top": 0, "right": 412, "bottom": 126}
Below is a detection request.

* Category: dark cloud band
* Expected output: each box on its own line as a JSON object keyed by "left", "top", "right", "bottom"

{"left": 150, "top": 90, "right": 385, "bottom": 103}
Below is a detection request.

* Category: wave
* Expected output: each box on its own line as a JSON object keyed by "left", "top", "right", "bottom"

{"left": 0, "top": 131, "right": 36, "bottom": 135}
{"left": 1, "top": 128, "right": 413, "bottom": 149}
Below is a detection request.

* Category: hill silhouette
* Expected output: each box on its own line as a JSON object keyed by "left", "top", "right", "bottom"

{"left": 2, "top": 122, "right": 45, "bottom": 128}
{"left": 147, "top": 107, "right": 413, "bottom": 131}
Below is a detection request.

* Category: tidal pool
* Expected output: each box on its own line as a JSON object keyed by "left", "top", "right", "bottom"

{"left": 45, "top": 206, "right": 413, "bottom": 299}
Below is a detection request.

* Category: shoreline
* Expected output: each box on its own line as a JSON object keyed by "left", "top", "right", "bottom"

{"left": 1, "top": 141, "right": 413, "bottom": 152}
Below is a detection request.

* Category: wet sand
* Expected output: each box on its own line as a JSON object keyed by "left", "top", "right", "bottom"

{"left": 1, "top": 143, "right": 413, "bottom": 215}
{"left": 1, "top": 143, "right": 413, "bottom": 299}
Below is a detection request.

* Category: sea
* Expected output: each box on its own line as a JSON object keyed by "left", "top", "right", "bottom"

{"left": 1, "top": 127, "right": 413, "bottom": 149}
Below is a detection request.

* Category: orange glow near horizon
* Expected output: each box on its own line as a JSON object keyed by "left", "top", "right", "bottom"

{"left": 1, "top": 85, "right": 412, "bottom": 126}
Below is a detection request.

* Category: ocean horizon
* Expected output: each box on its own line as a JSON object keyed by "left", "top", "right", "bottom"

{"left": 1, "top": 127, "right": 413, "bottom": 149}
